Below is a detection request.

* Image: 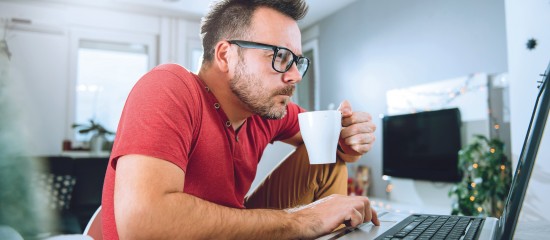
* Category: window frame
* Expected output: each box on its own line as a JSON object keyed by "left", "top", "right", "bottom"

{"left": 67, "top": 29, "right": 157, "bottom": 142}
{"left": 297, "top": 38, "right": 321, "bottom": 111}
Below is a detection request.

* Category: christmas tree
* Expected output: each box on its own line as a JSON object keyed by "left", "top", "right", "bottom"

{"left": 449, "top": 135, "right": 512, "bottom": 217}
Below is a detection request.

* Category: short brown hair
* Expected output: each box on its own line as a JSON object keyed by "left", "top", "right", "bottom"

{"left": 200, "top": 0, "right": 308, "bottom": 63}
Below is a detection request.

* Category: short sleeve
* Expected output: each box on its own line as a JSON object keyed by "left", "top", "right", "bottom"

{"left": 110, "top": 65, "right": 199, "bottom": 172}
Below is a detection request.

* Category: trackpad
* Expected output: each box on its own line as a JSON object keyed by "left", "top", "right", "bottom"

{"left": 318, "top": 212, "right": 409, "bottom": 240}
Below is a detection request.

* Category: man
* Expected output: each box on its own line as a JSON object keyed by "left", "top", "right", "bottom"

{"left": 102, "top": 0, "right": 379, "bottom": 239}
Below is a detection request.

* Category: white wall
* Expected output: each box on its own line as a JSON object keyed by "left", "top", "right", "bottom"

{"left": 309, "top": 0, "right": 508, "bottom": 206}
{"left": 0, "top": 1, "right": 201, "bottom": 155}
{"left": 505, "top": 0, "right": 550, "bottom": 222}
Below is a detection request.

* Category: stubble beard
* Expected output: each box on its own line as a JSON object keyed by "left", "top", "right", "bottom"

{"left": 229, "top": 61, "right": 295, "bottom": 120}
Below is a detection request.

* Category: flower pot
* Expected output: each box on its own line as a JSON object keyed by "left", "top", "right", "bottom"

{"left": 89, "top": 134, "right": 107, "bottom": 155}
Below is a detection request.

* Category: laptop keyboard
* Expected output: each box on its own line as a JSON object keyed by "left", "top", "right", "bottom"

{"left": 375, "top": 214, "right": 484, "bottom": 240}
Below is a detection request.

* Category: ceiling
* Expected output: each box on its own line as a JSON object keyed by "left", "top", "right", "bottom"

{"left": 115, "top": 0, "right": 359, "bottom": 28}
{"left": 26, "top": 0, "right": 358, "bottom": 29}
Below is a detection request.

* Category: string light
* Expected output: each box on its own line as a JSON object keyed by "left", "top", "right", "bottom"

{"left": 477, "top": 207, "right": 483, "bottom": 212}
{"left": 387, "top": 74, "right": 489, "bottom": 113}
{"left": 470, "top": 196, "right": 476, "bottom": 201}
{"left": 494, "top": 124, "right": 500, "bottom": 130}
{"left": 500, "top": 165, "right": 506, "bottom": 171}
{"left": 473, "top": 163, "right": 479, "bottom": 169}
{"left": 471, "top": 182, "right": 476, "bottom": 188}
{"left": 490, "top": 148, "right": 496, "bottom": 154}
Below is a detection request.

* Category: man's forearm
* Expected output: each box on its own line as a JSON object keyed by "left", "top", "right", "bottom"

{"left": 117, "top": 191, "right": 300, "bottom": 239}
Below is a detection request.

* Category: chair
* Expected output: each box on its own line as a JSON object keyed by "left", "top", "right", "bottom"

{"left": 0, "top": 226, "right": 24, "bottom": 240}
{"left": 83, "top": 206, "right": 102, "bottom": 240}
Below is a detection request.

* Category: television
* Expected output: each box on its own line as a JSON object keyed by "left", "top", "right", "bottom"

{"left": 382, "top": 108, "right": 462, "bottom": 182}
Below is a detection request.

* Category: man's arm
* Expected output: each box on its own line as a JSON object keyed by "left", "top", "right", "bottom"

{"left": 114, "top": 154, "right": 378, "bottom": 239}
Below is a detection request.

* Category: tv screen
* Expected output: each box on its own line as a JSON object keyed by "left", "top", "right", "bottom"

{"left": 382, "top": 108, "right": 462, "bottom": 182}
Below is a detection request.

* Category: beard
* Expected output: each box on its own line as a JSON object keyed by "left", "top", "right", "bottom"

{"left": 229, "top": 60, "right": 295, "bottom": 120}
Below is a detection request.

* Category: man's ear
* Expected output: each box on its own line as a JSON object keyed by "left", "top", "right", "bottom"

{"left": 214, "top": 41, "right": 232, "bottom": 73}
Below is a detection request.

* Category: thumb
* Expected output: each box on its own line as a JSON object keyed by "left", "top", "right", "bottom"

{"left": 337, "top": 100, "right": 353, "bottom": 117}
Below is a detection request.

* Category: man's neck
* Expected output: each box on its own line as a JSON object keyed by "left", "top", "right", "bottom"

{"left": 198, "top": 67, "right": 251, "bottom": 131}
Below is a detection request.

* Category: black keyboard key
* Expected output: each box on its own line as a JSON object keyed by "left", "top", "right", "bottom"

{"left": 375, "top": 215, "right": 484, "bottom": 240}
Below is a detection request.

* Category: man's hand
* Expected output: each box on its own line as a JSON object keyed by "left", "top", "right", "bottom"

{"left": 337, "top": 100, "right": 377, "bottom": 161}
{"left": 288, "top": 194, "right": 380, "bottom": 238}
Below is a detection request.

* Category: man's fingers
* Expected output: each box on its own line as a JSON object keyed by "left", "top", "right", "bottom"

{"left": 345, "top": 143, "right": 373, "bottom": 155}
{"left": 363, "top": 203, "right": 372, "bottom": 224}
{"left": 341, "top": 112, "right": 373, "bottom": 127}
{"left": 361, "top": 202, "right": 379, "bottom": 226}
{"left": 340, "top": 121, "right": 376, "bottom": 138}
{"left": 351, "top": 208, "right": 364, "bottom": 227}
{"left": 341, "top": 132, "right": 375, "bottom": 146}
{"left": 371, "top": 208, "right": 380, "bottom": 226}
{"left": 337, "top": 100, "right": 353, "bottom": 117}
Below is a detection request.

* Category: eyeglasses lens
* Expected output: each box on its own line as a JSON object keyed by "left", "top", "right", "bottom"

{"left": 297, "top": 58, "right": 309, "bottom": 76}
{"left": 273, "top": 49, "right": 292, "bottom": 72}
{"left": 273, "top": 48, "right": 309, "bottom": 76}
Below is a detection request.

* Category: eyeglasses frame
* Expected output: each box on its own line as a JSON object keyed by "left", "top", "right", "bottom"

{"left": 227, "top": 40, "right": 310, "bottom": 77}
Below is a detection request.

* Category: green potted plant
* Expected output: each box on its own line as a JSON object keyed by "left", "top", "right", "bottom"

{"left": 72, "top": 119, "right": 115, "bottom": 154}
{"left": 449, "top": 135, "right": 512, "bottom": 217}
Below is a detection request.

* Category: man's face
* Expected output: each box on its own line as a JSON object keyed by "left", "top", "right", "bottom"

{"left": 228, "top": 7, "right": 303, "bottom": 119}
{"left": 230, "top": 53, "right": 295, "bottom": 119}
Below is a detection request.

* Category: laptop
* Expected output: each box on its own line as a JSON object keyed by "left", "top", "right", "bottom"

{"left": 320, "top": 61, "right": 550, "bottom": 240}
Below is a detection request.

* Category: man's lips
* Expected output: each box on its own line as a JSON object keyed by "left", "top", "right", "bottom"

{"left": 274, "top": 86, "right": 295, "bottom": 97}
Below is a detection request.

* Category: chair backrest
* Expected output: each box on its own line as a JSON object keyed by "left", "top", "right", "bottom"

{"left": 83, "top": 206, "right": 102, "bottom": 240}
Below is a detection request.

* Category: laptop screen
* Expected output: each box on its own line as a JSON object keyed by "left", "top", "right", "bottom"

{"left": 498, "top": 62, "right": 550, "bottom": 240}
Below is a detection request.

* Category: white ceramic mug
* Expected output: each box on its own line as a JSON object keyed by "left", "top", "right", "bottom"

{"left": 298, "top": 110, "right": 342, "bottom": 164}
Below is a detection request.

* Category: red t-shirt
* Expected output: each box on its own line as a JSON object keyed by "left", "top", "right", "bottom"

{"left": 101, "top": 64, "right": 303, "bottom": 239}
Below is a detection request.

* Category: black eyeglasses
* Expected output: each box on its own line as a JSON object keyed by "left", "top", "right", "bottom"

{"left": 228, "top": 40, "right": 310, "bottom": 77}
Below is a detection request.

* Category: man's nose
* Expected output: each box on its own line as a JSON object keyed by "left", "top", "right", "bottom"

{"left": 282, "top": 63, "right": 302, "bottom": 84}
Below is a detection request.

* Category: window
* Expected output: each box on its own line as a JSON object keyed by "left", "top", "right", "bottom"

{"left": 188, "top": 39, "right": 203, "bottom": 74}
{"left": 74, "top": 40, "right": 149, "bottom": 141}
{"left": 294, "top": 39, "right": 320, "bottom": 111}
{"left": 190, "top": 48, "right": 203, "bottom": 73}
